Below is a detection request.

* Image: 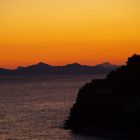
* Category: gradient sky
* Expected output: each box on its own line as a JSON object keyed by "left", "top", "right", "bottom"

{"left": 0, "top": 0, "right": 140, "bottom": 69}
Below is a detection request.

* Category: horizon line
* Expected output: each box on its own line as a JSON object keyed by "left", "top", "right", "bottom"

{"left": 0, "top": 61, "right": 120, "bottom": 70}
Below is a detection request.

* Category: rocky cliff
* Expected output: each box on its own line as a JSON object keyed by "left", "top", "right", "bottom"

{"left": 65, "top": 54, "right": 140, "bottom": 137}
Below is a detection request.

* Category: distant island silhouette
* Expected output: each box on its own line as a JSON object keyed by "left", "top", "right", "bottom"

{"left": 0, "top": 62, "right": 118, "bottom": 75}
{"left": 65, "top": 54, "right": 140, "bottom": 138}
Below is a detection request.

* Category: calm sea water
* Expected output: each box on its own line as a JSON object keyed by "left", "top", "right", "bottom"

{"left": 0, "top": 75, "right": 106, "bottom": 140}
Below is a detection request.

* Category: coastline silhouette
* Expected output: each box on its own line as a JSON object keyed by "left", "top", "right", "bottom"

{"left": 0, "top": 62, "right": 117, "bottom": 75}
{"left": 65, "top": 54, "right": 140, "bottom": 138}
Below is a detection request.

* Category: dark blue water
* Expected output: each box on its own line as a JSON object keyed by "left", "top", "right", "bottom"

{"left": 0, "top": 75, "right": 106, "bottom": 140}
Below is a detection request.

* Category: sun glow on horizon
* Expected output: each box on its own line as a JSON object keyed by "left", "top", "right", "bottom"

{"left": 0, "top": 0, "right": 140, "bottom": 68}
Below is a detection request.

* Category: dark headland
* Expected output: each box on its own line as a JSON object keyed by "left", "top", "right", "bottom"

{"left": 65, "top": 54, "right": 140, "bottom": 138}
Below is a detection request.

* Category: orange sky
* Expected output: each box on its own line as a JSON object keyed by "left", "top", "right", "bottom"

{"left": 0, "top": 0, "right": 140, "bottom": 69}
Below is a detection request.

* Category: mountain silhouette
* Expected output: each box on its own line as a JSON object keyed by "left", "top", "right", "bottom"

{"left": 0, "top": 62, "right": 117, "bottom": 75}
{"left": 96, "top": 62, "right": 118, "bottom": 68}
{"left": 65, "top": 54, "right": 140, "bottom": 138}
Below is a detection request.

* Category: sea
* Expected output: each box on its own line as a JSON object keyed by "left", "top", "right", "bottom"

{"left": 0, "top": 75, "right": 106, "bottom": 140}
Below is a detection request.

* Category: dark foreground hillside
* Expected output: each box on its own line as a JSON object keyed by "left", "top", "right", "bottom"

{"left": 65, "top": 54, "right": 140, "bottom": 138}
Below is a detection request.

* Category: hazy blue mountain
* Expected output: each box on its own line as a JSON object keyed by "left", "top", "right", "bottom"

{"left": 96, "top": 62, "right": 118, "bottom": 68}
{"left": 0, "top": 62, "right": 118, "bottom": 75}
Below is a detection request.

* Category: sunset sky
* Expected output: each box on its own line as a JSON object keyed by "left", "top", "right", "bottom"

{"left": 0, "top": 0, "right": 140, "bottom": 69}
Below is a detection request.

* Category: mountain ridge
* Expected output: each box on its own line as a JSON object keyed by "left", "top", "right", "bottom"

{"left": 0, "top": 62, "right": 118, "bottom": 75}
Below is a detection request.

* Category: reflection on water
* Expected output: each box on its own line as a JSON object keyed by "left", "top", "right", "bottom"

{"left": 0, "top": 75, "right": 106, "bottom": 140}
